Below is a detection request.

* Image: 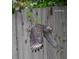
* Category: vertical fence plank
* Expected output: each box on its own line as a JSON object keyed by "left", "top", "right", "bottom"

{"left": 16, "top": 12, "right": 24, "bottom": 59}
{"left": 41, "top": 7, "right": 56, "bottom": 59}
{"left": 32, "top": 8, "right": 45, "bottom": 59}
{"left": 12, "top": 14, "right": 17, "bottom": 59}
{"left": 53, "top": 6, "right": 67, "bottom": 59}
{"left": 42, "top": 8, "right": 48, "bottom": 59}
{"left": 22, "top": 9, "right": 32, "bottom": 59}
{"left": 54, "top": 6, "right": 63, "bottom": 59}
{"left": 61, "top": 6, "right": 67, "bottom": 59}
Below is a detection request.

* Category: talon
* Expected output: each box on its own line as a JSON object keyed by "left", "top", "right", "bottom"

{"left": 35, "top": 49, "right": 37, "bottom": 52}
{"left": 41, "top": 45, "right": 43, "bottom": 49}
{"left": 32, "top": 50, "right": 33, "bottom": 52}
{"left": 40, "top": 46, "right": 42, "bottom": 49}
{"left": 38, "top": 48, "right": 40, "bottom": 51}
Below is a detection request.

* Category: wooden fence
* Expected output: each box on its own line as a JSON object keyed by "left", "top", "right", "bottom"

{"left": 12, "top": 6, "right": 67, "bottom": 59}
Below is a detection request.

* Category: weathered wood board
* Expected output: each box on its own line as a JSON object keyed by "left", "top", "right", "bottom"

{"left": 12, "top": 6, "right": 67, "bottom": 59}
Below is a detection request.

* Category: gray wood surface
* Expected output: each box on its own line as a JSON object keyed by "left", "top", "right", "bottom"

{"left": 12, "top": 14, "right": 17, "bottom": 59}
{"left": 16, "top": 12, "right": 24, "bottom": 59}
{"left": 12, "top": 6, "right": 67, "bottom": 59}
